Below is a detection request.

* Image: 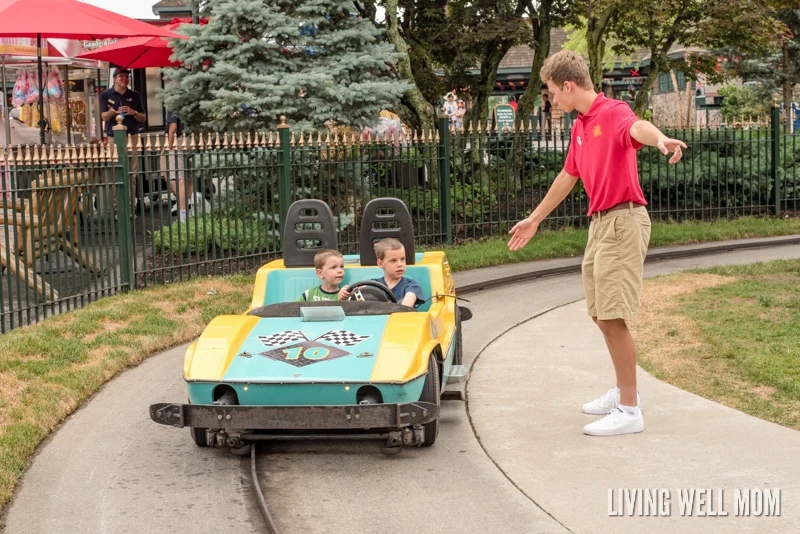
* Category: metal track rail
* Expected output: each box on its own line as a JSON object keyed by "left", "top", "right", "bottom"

{"left": 251, "top": 445, "right": 280, "bottom": 534}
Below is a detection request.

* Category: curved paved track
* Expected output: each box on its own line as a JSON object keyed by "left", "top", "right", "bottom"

{"left": 5, "top": 244, "right": 800, "bottom": 533}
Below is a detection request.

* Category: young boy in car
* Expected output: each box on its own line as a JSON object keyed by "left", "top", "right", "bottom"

{"left": 297, "top": 249, "right": 350, "bottom": 301}
{"left": 341, "top": 238, "right": 423, "bottom": 307}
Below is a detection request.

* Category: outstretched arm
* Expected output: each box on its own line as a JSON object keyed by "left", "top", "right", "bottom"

{"left": 508, "top": 169, "right": 579, "bottom": 251}
{"left": 630, "top": 120, "right": 687, "bottom": 163}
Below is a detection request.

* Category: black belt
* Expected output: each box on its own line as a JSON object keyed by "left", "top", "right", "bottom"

{"left": 591, "top": 201, "right": 645, "bottom": 218}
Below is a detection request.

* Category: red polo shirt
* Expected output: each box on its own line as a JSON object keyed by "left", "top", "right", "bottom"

{"left": 563, "top": 93, "right": 647, "bottom": 216}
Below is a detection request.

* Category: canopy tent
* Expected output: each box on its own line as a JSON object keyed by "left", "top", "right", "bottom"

{"left": 0, "top": 0, "right": 180, "bottom": 144}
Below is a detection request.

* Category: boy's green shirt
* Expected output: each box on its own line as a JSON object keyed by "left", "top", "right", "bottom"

{"left": 297, "top": 286, "right": 339, "bottom": 302}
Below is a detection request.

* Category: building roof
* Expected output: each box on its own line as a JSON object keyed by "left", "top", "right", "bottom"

{"left": 153, "top": 0, "right": 190, "bottom": 8}
{"left": 499, "top": 28, "right": 568, "bottom": 70}
{"left": 498, "top": 28, "right": 655, "bottom": 72}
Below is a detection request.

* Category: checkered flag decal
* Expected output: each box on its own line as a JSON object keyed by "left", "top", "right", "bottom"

{"left": 258, "top": 330, "right": 308, "bottom": 347}
{"left": 317, "top": 330, "right": 370, "bottom": 347}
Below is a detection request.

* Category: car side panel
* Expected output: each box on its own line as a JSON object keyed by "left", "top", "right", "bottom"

{"left": 184, "top": 315, "right": 260, "bottom": 381}
{"left": 370, "top": 313, "right": 432, "bottom": 382}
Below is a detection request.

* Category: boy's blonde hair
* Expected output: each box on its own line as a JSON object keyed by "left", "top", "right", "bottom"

{"left": 314, "top": 249, "right": 343, "bottom": 270}
{"left": 540, "top": 50, "right": 593, "bottom": 90}
{"left": 373, "top": 238, "right": 404, "bottom": 260}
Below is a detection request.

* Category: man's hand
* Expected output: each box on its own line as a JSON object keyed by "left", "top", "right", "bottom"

{"left": 657, "top": 137, "right": 688, "bottom": 164}
{"left": 507, "top": 218, "right": 539, "bottom": 251}
{"left": 119, "top": 105, "right": 135, "bottom": 116}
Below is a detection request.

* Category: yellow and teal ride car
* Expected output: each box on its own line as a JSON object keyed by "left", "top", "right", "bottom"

{"left": 150, "top": 198, "right": 470, "bottom": 453}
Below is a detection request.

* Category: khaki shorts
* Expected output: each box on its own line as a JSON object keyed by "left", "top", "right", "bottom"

{"left": 582, "top": 203, "right": 651, "bottom": 321}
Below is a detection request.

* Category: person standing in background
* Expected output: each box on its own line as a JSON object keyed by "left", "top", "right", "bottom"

{"left": 442, "top": 93, "right": 457, "bottom": 126}
{"left": 164, "top": 111, "right": 192, "bottom": 222}
{"left": 540, "top": 93, "right": 552, "bottom": 136}
{"left": 99, "top": 68, "right": 146, "bottom": 211}
{"left": 454, "top": 100, "right": 466, "bottom": 131}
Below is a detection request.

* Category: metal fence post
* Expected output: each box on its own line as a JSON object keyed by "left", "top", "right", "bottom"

{"left": 562, "top": 111, "right": 573, "bottom": 140}
{"left": 771, "top": 102, "right": 781, "bottom": 217}
{"left": 437, "top": 115, "right": 452, "bottom": 245}
{"left": 277, "top": 116, "right": 292, "bottom": 248}
{"left": 113, "top": 117, "right": 134, "bottom": 292}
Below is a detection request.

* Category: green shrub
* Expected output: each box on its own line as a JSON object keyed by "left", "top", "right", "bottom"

{"left": 152, "top": 214, "right": 280, "bottom": 256}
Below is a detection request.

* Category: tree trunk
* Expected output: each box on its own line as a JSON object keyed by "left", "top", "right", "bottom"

{"left": 633, "top": 70, "right": 656, "bottom": 117}
{"left": 385, "top": 0, "right": 435, "bottom": 132}
{"left": 782, "top": 40, "right": 793, "bottom": 131}
{"left": 467, "top": 41, "right": 512, "bottom": 129}
{"left": 507, "top": 1, "right": 553, "bottom": 192}
{"left": 586, "top": 4, "right": 615, "bottom": 93}
{"left": 516, "top": 0, "right": 552, "bottom": 128}
{"left": 669, "top": 70, "right": 683, "bottom": 128}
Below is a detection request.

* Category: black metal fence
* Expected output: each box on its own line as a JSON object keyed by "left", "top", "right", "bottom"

{"left": 2, "top": 109, "right": 799, "bottom": 332}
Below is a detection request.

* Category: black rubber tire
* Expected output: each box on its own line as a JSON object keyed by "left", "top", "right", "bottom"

{"left": 419, "top": 353, "right": 441, "bottom": 447}
{"left": 190, "top": 426, "right": 208, "bottom": 447}
{"left": 454, "top": 306, "right": 463, "bottom": 366}
{"left": 188, "top": 398, "right": 208, "bottom": 447}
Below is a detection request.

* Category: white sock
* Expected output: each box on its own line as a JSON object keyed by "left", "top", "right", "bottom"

{"left": 179, "top": 209, "right": 187, "bottom": 222}
{"left": 618, "top": 403, "right": 640, "bottom": 416}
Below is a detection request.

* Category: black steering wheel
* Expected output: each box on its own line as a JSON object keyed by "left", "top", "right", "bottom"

{"left": 346, "top": 280, "right": 398, "bottom": 303}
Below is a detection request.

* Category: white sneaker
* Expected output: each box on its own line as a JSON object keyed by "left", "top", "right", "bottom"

{"left": 582, "top": 387, "right": 641, "bottom": 415}
{"left": 583, "top": 407, "right": 644, "bottom": 436}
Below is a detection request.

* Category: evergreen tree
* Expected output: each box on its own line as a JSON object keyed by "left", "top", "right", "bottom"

{"left": 163, "top": 0, "right": 408, "bottom": 132}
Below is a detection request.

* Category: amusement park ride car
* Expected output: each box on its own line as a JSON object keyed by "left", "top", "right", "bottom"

{"left": 150, "top": 197, "right": 470, "bottom": 454}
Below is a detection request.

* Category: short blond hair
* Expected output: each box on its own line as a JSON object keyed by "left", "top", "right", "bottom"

{"left": 314, "top": 249, "right": 343, "bottom": 270}
{"left": 540, "top": 50, "right": 593, "bottom": 90}
{"left": 373, "top": 238, "right": 404, "bottom": 260}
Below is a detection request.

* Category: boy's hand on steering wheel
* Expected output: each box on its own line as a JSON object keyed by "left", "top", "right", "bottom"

{"left": 338, "top": 286, "right": 352, "bottom": 300}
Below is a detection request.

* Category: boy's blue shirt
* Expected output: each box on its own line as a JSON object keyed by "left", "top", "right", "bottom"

{"left": 371, "top": 276, "right": 423, "bottom": 304}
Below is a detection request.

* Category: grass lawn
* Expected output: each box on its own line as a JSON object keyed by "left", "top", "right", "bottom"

{"left": 633, "top": 259, "right": 800, "bottom": 430}
{"left": 0, "top": 215, "right": 799, "bottom": 512}
{"left": 440, "top": 215, "right": 800, "bottom": 271}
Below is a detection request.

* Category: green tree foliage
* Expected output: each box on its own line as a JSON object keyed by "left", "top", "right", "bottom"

{"left": 717, "top": 5, "right": 800, "bottom": 119}
{"left": 563, "top": 0, "right": 785, "bottom": 116}
{"left": 163, "top": 0, "right": 408, "bottom": 131}
{"left": 611, "top": 0, "right": 785, "bottom": 116}
{"left": 382, "top": 1, "right": 529, "bottom": 130}
{"left": 718, "top": 85, "right": 771, "bottom": 122}
{"left": 439, "top": 0, "right": 528, "bottom": 127}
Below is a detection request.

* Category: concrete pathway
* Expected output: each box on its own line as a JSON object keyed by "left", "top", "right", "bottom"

{"left": 470, "top": 301, "right": 799, "bottom": 534}
{"left": 4, "top": 239, "right": 800, "bottom": 533}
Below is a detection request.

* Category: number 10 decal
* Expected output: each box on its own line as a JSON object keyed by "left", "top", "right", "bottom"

{"left": 282, "top": 346, "right": 330, "bottom": 360}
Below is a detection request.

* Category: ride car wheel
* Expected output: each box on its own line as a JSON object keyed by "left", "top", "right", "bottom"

{"left": 454, "top": 306, "right": 463, "bottom": 366}
{"left": 188, "top": 398, "right": 208, "bottom": 447}
{"left": 190, "top": 426, "right": 208, "bottom": 447}
{"left": 420, "top": 353, "right": 441, "bottom": 447}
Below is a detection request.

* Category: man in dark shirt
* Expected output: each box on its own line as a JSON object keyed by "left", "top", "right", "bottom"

{"left": 540, "top": 93, "right": 552, "bottom": 136}
{"left": 99, "top": 68, "right": 146, "bottom": 209}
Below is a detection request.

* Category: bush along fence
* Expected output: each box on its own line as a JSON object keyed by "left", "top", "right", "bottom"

{"left": 1, "top": 108, "right": 799, "bottom": 332}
